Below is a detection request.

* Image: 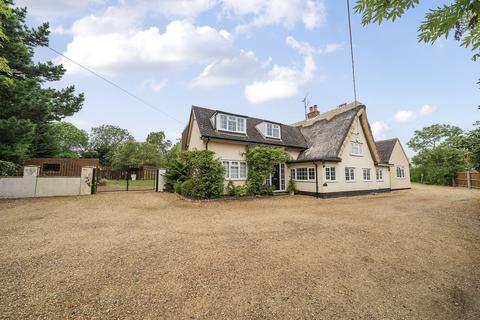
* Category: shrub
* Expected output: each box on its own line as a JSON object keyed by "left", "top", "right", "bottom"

{"left": 180, "top": 179, "right": 194, "bottom": 197}
{"left": 163, "top": 157, "right": 188, "bottom": 193}
{"left": 245, "top": 146, "right": 290, "bottom": 195}
{"left": 174, "top": 180, "right": 183, "bottom": 193}
{"left": 287, "top": 179, "right": 297, "bottom": 193}
{"left": 0, "top": 160, "right": 17, "bottom": 176}
{"left": 97, "top": 178, "right": 107, "bottom": 186}
{"left": 225, "top": 180, "right": 247, "bottom": 197}
{"left": 184, "top": 150, "right": 224, "bottom": 199}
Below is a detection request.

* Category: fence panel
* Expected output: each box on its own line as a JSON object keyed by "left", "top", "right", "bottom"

{"left": 455, "top": 171, "right": 480, "bottom": 189}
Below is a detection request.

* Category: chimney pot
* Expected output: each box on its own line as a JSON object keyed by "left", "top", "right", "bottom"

{"left": 307, "top": 104, "right": 320, "bottom": 119}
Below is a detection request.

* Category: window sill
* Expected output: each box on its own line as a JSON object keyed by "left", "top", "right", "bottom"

{"left": 225, "top": 178, "right": 247, "bottom": 181}
{"left": 293, "top": 180, "right": 316, "bottom": 183}
{"left": 346, "top": 181, "right": 356, "bottom": 183}
{"left": 325, "top": 180, "right": 337, "bottom": 183}
{"left": 363, "top": 180, "right": 372, "bottom": 182}
{"left": 350, "top": 153, "right": 363, "bottom": 157}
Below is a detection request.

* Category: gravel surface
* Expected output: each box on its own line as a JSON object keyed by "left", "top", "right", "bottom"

{"left": 0, "top": 184, "right": 479, "bottom": 319}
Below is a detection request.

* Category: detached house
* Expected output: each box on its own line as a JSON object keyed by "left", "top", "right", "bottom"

{"left": 181, "top": 101, "right": 411, "bottom": 198}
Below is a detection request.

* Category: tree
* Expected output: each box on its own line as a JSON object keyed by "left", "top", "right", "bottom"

{"left": 466, "top": 125, "right": 480, "bottom": 170}
{"left": 146, "top": 131, "right": 172, "bottom": 154}
{"left": 89, "top": 125, "right": 133, "bottom": 165}
{"left": 0, "top": 0, "right": 12, "bottom": 86}
{"left": 0, "top": 117, "right": 34, "bottom": 163}
{"left": 49, "top": 122, "right": 88, "bottom": 158}
{"left": 0, "top": 1, "right": 84, "bottom": 164}
{"left": 407, "top": 124, "right": 465, "bottom": 152}
{"left": 184, "top": 150, "right": 224, "bottom": 199}
{"left": 411, "top": 146, "right": 468, "bottom": 185}
{"left": 110, "top": 141, "right": 163, "bottom": 171}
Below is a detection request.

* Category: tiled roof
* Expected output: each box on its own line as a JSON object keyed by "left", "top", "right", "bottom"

{"left": 191, "top": 106, "right": 308, "bottom": 149}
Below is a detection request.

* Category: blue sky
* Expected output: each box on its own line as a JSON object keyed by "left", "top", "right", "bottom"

{"left": 17, "top": 0, "right": 479, "bottom": 157}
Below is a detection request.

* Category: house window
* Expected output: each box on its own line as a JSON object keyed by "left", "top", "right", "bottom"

{"left": 363, "top": 168, "right": 371, "bottom": 181}
{"left": 42, "top": 163, "right": 60, "bottom": 172}
{"left": 351, "top": 141, "right": 362, "bottom": 155}
{"left": 396, "top": 166, "right": 405, "bottom": 178}
{"left": 218, "top": 114, "right": 246, "bottom": 133}
{"left": 291, "top": 167, "right": 315, "bottom": 181}
{"left": 345, "top": 167, "right": 355, "bottom": 181}
{"left": 265, "top": 123, "right": 281, "bottom": 139}
{"left": 223, "top": 160, "right": 247, "bottom": 180}
{"left": 376, "top": 169, "right": 383, "bottom": 181}
{"left": 325, "top": 167, "right": 336, "bottom": 181}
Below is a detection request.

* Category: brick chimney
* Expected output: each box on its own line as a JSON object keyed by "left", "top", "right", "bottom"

{"left": 307, "top": 105, "right": 319, "bottom": 119}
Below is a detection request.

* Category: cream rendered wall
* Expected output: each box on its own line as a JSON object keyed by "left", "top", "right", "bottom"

{"left": 287, "top": 162, "right": 318, "bottom": 193}
{"left": 35, "top": 177, "right": 82, "bottom": 197}
{"left": 188, "top": 117, "right": 206, "bottom": 151}
{"left": 319, "top": 116, "right": 388, "bottom": 194}
{"left": 389, "top": 140, "right": 411, "bottom": 190}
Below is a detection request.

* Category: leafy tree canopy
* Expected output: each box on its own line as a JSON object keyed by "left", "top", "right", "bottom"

{"left": 110, "top": 141, "right": 163, "bottom": 171}
{"left": 89, "top": 125, "right": 134, "bottom": 165}
{"left": 146, "top": 131, "right": 172, "bottom": 154}
{"left": 0, "top": 0, "right": 84, "bottom": 164}
{"left": 407, "top": 124, "right": 465, "bottom": 152}
{"left": 49, "top": 122, "right": 89, "bottom": 158}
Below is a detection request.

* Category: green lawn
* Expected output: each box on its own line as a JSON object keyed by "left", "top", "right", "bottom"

{"left": 106, "top": 179, "right": 155, "bottom": 187}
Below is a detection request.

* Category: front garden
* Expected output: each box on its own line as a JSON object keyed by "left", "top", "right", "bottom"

{"left": 163, "top": 146, "right": 295, "bottom": 199}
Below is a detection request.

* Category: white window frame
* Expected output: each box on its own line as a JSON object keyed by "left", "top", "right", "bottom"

{"left": 265, "top": 123, "right": 281, "bottom": 139}
{"left": 350, "top": 141, "right": 363, "bottom": 156}
{"left": 345, "top": 167, "right": 355, "bottom": 182}
{"left": 396, "top": 166, "right": 405, "bottom": 179}
{"left": 363, "top": 168, "right": 371, "bottom": 181}
{"left": 325, "top": 167, "right": 336, "bottom": 181}
{"left": 376, "top": 169, "right": 383, "bottom": 181}
{"left": 217, "top": 114, "right": 246, "bottom": 134}
{"left": 222, "top": 160, "right": 247, "bottom": 180}
{"left": 291, "top": 167, "right": 316, "bottom": 182}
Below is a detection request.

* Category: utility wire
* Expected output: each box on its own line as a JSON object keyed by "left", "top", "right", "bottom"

{"left": 47, "top": 46, "right": 186, "bottom": 126}
{"left": 346, "top": 0, "right": 358, "bottom": 105}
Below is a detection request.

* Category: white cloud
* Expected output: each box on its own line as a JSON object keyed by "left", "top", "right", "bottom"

{"left": 142, "top": 79, "right": 168, "bottom": 92}
{"left": 320, "top": 42, "right": 344, "bottom": 54}
{"left": 285, "top": 36, "right": 315, "bottom": 56}
{"left": 371, "top": 121, "right": 390, "bottom": 140}
{"left": 419, "top": 104, "right": 437, "bottom": 116}
{"left": 225, "top": 0, "right": 326, "bottom": 32}
{"left": 15, "top": 0, "right": 101, "bottom": 18}
{"left": 245, "top": 55, "right": 316, "bottom": 103}
{"left": 394, "top": 110, "right": 416, "bottom": 123}
{"left": 191, "top": 50, "right": 263, "bottom": 87}
{"left": 50, "top": 25, "right": 72, "bottom": 35}
{"left": 61, "top": 11, "right": 234, "bottom": 74}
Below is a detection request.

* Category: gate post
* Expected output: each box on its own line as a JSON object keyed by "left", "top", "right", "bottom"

{"left": 157, "top": 168, "right": 166, "bottom": 192}
{"left": 467, "top": 171, "right": 472, "bottom": 189}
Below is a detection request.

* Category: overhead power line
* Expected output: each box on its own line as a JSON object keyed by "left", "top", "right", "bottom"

{"left": 346, "top": 0, "right": 358, "bottom": 104}
{"left": 47, "top": 46, "right": 186, "bottom": 126}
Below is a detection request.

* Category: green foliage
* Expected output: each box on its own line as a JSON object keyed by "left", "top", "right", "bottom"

{"left": 174, "top": 180, "right": 183, "bottom": 194}
{"left": 245, "top": 146, "right": 290, "bottom": 195}
{"left": 411, "top": 146, "right": 468, "bottom": 185}
{"left": 49, "top": 122, "right": 88, "bottom": 158}
{"left": 407, "top": 124, "right": 465, "bottom": 152}
{"left": 287, "top": 179, "right": 297, "bottom": 193}
{"left": 184, "top": 150, "right": 224, "bottom": 199}
{"left": 0, "top": 159, "right": 16, "bottom": 176}
{"left": 110, "top": 141, "right": 163, "bottom": 171}
{"left": 89, "top": 125, "right": 134, "bottom": 165}
{"left": 466, "top": 125, "right": 480, "bottom": 170}
{"left": 146, "top": 131, "right": 172, "bottom": 154}
{"left": 0, "top": 117, "right": 35, "bottom": 163}
{"left": 225, "top": 180, "right": 247, "bottom": 197}
{"left": 0, "top": 1, "right": 84, "bottom": 163}
{"left": 163, "top": 156, "right": 188, "bottom": 193}
{"left": 180, "top": 179, "right": 194, "bottom": 197}
{"left": 354, "top": 0, "right": 479, "bottom": 83}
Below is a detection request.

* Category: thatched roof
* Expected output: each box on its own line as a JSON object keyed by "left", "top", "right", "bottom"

{"left": 191, "top": 106, "right": 308, "bottom": 149}
{"left": 375, "top": 138, "right": 398, "bottom": 164}
{"left": 293, "top": 104, "right": 364, "bottom": 162}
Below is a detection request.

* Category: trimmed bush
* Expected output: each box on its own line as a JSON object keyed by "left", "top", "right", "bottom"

{"left": 163, "top": 157, "right": 188, "bottom": 193}
{"left": 0, "top": 160, "right": 17, "bottom": 176}
{"left": 225, "top": 180, "right": 247, "bottom": 197}
{"left": 180, "top": 179, "right": 194, "bottom": 197}
{"left": 184, "top": 150, "right": 224, "bottom": 199}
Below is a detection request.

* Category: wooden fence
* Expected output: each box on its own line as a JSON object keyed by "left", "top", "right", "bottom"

{"left": 455, "top": 171, "right": 480, "bottom": 189}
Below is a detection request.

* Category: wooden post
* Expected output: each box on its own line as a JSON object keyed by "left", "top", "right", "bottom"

{"left": 467, "top": 171, "right": 472, "bottom": 189}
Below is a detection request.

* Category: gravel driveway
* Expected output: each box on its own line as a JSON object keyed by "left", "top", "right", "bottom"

{"left": 0, "top": 184, "right": 479, "bottom": 319}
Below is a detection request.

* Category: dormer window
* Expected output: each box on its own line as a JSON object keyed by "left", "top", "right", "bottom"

{"left": 266, "top": 123, "right": 281, "bottom": 139}
{"left": 217, "top": 114, "right": 246, "bottom": 134}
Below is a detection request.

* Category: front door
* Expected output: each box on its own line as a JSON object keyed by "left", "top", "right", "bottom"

{"left": 271, "top": 164, "right": 281, "bottom": 191}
